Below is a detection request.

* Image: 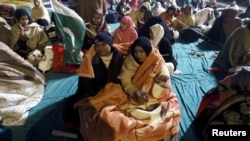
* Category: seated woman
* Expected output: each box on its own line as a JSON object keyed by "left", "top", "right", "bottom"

{"left": 137, "top": 10, "right": 153, "bottom": 32}
{"left": 138, "top": 16, "right": 176, "bottom": 45}
{"left": 82, "top": 9, "right": 110, "bottom": 52}
{"left": 75, "top": 37, "right": 181, "bottom": 141}
{"left": 128, "top": 1, "right": 151, "bottom": 31}
{"left": 150, "top": 23, "right": 177, "bottom": 73}
{"left": 170, "top": 4, "right": 196, "bottom": 32}
{"left": 112, "top": 15, "right": 138, "bottom": 44}
{"left": 10, "top": 8, "right": 51, "bottom": 59}
{"left": 160, "top": 6, "right": 177, "bottom": 27}
{"left": 30, "top": 0, "right": 51, "bottom": 27}
{"left": 205, "top": 7, "right": 242, "bottom": 45}
{"left": 63, "top": 31, "right": 124, "bottom": 126}
{"left": 214, "top": 24, "right": 250, "bottom": 68}
{"left": 116, "top": 0, "right": 132, "bottom": 20}
{"left": 152, "top": 2, "right": 166, "bottom": 17}
{"left": 77, "top": 31, "right": 124, "bottom": 98}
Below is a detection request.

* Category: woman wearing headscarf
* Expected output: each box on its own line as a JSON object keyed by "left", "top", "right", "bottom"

{"left": 10, "top": 9, "right": 50, "bottom": 58}
{"left": 138, "top": 16, "right": 176, "bottom": 45}
{"left": 116, "top": 0, "right": 132, "bottom": 20}
{"left": 64, "top": 31, "right": 124, "bottom": 127}
{"left": 152, "top": 1, "right": 166, "bottom": 16}
{"left": 112, "top": 15, "right": 138, "bottom": 44}
{"left": 205, "top": 7, "right": 242, "bottom": 45}
{"left": 30, "top": 0, "right": 51, "bottom": 26}
{"left": 129, "top": 0, "right": 141, "bottom": 11}
{"left": 160, "top": 6, "right": 177, "bottom": 26}
{"left": 150, "top": 23, "right": 177, "bottom": 73}
{"left": 170, "top": 4, "right": 196, "bottom": 32}
{"left": 128, "top": 1, "right": 151, "bottom": 30}
{"left": 215, "top": 24, "right": 250, "bottom": 68}
{"left": 82, "top": 9, "right": 110, "bottom": 52}
{"left": 76, "top": 0, "right": 107, "bottom": 23}
{"left": 75, "top": 36, "right": 181, "bottom": 141}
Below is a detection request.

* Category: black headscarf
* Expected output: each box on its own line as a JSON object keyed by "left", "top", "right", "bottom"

{"left": 138, "top": 16, "right": 175, "bottom": 45}
{"left": 14, "top": 9, "right": 31, "bottom": 24}
{"left": 130, "top": 36, "right": 152, "bottom": 63}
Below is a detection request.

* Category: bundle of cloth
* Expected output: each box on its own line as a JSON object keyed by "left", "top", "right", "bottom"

{"left": 0, "top": 41, "right": 45, "bottom": 126}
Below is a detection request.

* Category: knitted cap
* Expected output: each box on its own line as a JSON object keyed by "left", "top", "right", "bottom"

{"left": 94, "top": 31, "right": 113, "bottom": 47}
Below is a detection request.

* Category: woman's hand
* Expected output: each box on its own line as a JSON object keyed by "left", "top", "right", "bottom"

{"left": 18, "top": 23, "right": 27, "bottom": 41}
{"left": 154, "top": 75, "right": 169, "bottom": 88}
{"left": 133, "top": 90, "right": 148, "bottom": 105}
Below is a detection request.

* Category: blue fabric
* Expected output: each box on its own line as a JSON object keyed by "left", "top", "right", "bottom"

{"left": 9, "top": 72, "right": 78, "bottom": 141}
{"left": 0, "top": 125, "right": 12, "bottom": 141}
{"left": 171, "top": 38, "right": 229, "bottom": 140}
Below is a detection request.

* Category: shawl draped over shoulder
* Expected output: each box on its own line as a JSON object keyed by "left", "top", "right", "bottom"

{"left": 10, "top": 23, "right": 50, "bottom": 50}
{"left": 75, "top": 48, "right": 181, "bottom": 141}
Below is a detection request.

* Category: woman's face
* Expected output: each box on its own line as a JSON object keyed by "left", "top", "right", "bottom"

{"left": 92, "top": 14, "right": 102, "bottom": 25}
{"left": 133, "top": 45, "right": 147, "bottom": 63}
{"left": 183, "top": 6, "right": 192, "bottom": 15}
{"left": 18, "top": 15, "right": 29, "bottom": 26}
{"left": 167, "top": 9, "right": 175, "bottom": 16}
{"left": 94, "top": 42, "right": 112, "bottom": 56}
{"left": 34, "top": 0, "right": 40, "bottom": 7}
{"left": 120, "top": 21, "right": 127, "bottom": 31}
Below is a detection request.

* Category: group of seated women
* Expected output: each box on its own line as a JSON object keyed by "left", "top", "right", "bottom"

{"left": 0, "top": 0, "right": 52, "bottom": 59}
{"left": 65, "top": 30, "right": 181, "bottom": 141}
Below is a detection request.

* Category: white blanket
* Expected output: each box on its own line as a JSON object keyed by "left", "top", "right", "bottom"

{"left": 0, "top": 41, "right": 45, "bottom": 126}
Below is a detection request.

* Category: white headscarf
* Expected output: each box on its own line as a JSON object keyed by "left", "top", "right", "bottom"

{"left": 152, "top": 2, "right": 166, "bottom": 16}
{"left": 150, "top": 23, "right": 164, "bottom": 48}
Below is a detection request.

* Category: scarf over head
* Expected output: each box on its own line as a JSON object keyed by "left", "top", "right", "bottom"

{"left": 150, "top": 23, "right": 164, "bottom": 47}
{"left": 113, "top": 16, "right": 138, "bottom": 44}
{"left": 131, "top": 36, "right": 152, "bottom": 56}
{"left": 14, "top": 9, "right": 31, "bottom": 24}
{"left": 30, "top": 0, "right": 51, "bottom": 22}
{"left": 152, "top": 2, "right": 166, "bottom": 16}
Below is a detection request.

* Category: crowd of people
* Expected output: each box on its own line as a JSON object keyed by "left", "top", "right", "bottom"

{"left": 1, "top": 0, "right": 250, "bottom": 140}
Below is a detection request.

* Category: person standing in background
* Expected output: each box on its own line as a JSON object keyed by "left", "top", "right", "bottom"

{"left": 76, "top": 0, "right": 108, "bottom": 23}
{"left": 82, "top": 9, "right": 110, "bottom": 52}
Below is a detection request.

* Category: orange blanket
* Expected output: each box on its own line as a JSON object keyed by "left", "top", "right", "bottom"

{"left": 77, "top": 43, "right": 132, "bottom": 78}
{"left": 75, "top": 48, "right": 180, "bottom": 141}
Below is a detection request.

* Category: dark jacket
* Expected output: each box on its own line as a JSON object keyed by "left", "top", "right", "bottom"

{"left": 158, "top": 36, "right": 177, "bottom": 70}
{"left": 76, "top": 47, "right": 124, "bottom": 98}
